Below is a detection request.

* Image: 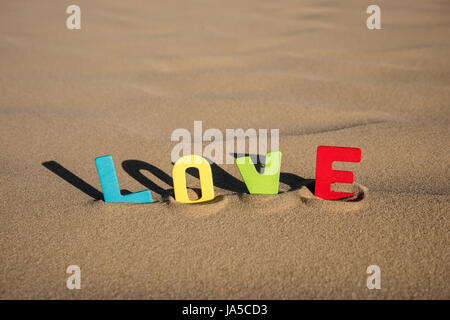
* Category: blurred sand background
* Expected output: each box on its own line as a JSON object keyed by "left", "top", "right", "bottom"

{"left": 0, "top": 0, "right": 449, "bottom": 299}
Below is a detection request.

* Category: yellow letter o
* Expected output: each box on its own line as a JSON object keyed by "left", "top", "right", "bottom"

{"left": 172, "top": 155, "right": 215, "bottom": 203}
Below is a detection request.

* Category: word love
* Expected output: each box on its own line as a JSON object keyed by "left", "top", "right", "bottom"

{"left": 95, "top": 146, "right": 361, "bottom": 204}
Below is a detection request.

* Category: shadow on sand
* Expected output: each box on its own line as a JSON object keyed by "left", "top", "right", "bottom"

{"left": 42, "top": 157, "right": 315, "bottom": 200}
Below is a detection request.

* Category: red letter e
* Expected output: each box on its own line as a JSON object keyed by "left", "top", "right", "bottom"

{"left": 315, "top": 146, "right": 361, "bottom": 200}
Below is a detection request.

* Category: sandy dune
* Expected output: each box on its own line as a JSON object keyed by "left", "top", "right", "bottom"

{"left": 0, "top": 0, "right": 449, "bottom": 299}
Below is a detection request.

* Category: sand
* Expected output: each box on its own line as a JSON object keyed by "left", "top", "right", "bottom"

{"left": 0, "top": 0, "right": 449, "bottom": 299}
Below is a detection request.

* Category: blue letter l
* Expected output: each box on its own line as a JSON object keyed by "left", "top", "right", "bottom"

{"left": 95, "top": 155, "right": 152, "bottom": 203}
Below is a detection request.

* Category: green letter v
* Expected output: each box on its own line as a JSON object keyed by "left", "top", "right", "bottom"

{"left": 235, "top": 151, "right": 282, "bottom": 194}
